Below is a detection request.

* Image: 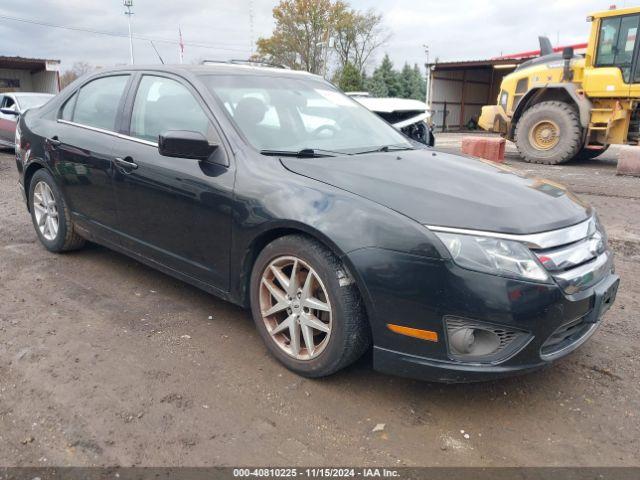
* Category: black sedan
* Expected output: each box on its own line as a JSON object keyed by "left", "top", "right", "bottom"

{"left": 14, "top": 64, "right": 619, "bottom": 382}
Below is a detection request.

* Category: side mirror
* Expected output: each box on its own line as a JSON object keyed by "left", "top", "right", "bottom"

{"left": 562, "top": 47, "right": 574, "bottom": 60}
{"left": 158, "top": 130, "right": 218, "bottom": 160}
{"left": 0, "top": 108, "right": 19, "bottom": 116}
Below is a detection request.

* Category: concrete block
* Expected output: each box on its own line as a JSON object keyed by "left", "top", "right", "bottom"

{"left": 617, "top": 145, "right": 640, "bottom": 177}
{"left": 461, "top": 136, "right": 506, "bottom": 163}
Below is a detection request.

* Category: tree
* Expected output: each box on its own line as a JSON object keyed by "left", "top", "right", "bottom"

{"left": 256, "top": 0, "right": 388, "bottom": 78}
{"left": 59, "top": 62, "right": 94, "bottom": 89}
{"left": 365, "top": 69, "right": 388, "bottom": 97}
{"left": 333, "top": 8, "right": 389, "bottom": 76}
{"left": 256, "top": 0, "right": 344, "bottom": 74}
{"left": 411, "top": 63, "right": 427, "bottom": 100}
{"left": 399, "top": 63, "right": 426, "bottom": 100}
{"left": 370, "top": 54, "right": 401, "bottom": 97}
{"left": 337, "top": 61, "right": 363, "bottom": 91}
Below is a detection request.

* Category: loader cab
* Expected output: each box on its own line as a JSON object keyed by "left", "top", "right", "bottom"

{"left": 584, "top": 8, "right": 640, "bottom": 96}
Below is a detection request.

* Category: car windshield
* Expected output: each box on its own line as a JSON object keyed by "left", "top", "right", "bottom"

{"left": 16, "top": 95, "right": 53, "bottom": 110}
{"left": 199, "top": 74, "right": 412, "bottom": 155}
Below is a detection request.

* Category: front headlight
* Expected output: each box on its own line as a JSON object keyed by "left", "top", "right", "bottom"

{"left": 434, "top": 232, "right": 549, "bottom": 282}
{"left": 499, "top": 91, "right": 509, "bottom": 110}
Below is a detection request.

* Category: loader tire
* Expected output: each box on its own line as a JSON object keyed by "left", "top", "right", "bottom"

{"left": 514, "top": 101, "right": 582, "bottom": 165}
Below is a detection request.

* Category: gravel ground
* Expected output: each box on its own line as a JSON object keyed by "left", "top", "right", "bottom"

{"left": 0, "top": 137, "right": 639, "bottom": 467}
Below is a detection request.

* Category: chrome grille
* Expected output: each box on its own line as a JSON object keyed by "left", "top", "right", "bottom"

{"left": 531, "top": 215, "right": 613, "bottom": 294}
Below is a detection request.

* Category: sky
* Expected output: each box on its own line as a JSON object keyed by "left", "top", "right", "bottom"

{"left": 0, "top": 0, "right": 631, "bottom": 74}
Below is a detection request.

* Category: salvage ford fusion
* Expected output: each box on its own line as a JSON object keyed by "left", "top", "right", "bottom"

{"left": 14, "top": 64, "right": 619, "bottom": 382}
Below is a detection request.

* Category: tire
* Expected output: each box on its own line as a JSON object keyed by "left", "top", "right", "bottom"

{"left": 249, "top": 234, "right": 370, "bottom": 377}
{"left": 514, "top": 101, "right": 582, "bottom": 164}
{"left": 29, "top": 169, "right": 85, "bottom": 253}
{"left": 574, "top": 145, "right": 609, "bottom": 161}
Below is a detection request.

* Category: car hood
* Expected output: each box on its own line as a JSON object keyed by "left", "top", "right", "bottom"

{"left": 354, "top": 96, "right": 428, "bottom": 112}
{"left": 281, "top": 149, "right": 591, "bottom": 234}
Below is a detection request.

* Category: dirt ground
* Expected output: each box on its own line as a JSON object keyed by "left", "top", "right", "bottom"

{"left": 1, "top": 136, "right": 639, "bottom": 467}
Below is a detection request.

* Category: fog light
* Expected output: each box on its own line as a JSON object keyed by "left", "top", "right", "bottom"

{"left": 450, "top": 327, "right": 500, "bottom": 356}
{"left": 445, "top": 316, "right": 531, "bottom": 363}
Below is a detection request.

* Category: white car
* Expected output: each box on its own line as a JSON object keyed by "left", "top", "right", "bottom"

{"left": 347, "top": 92, "right": 434, "bottom": 146}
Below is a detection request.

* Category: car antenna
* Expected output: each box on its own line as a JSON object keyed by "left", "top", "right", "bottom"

{"left": 150, "top": 40, "right": 165, "bottom": 64}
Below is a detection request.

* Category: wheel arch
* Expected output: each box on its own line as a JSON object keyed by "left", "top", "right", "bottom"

{"left": 236, "top": 223, "right": 373, "bottom": 330}
{"left": 510, "top": 84, "right": 591, "bottom": 140}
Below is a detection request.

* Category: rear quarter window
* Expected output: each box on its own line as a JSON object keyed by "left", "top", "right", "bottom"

{"left": 60, "top": 93, "right": 77, "bottom": 121}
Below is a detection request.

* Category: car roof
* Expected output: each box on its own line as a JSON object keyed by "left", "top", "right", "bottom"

{"left": 94, "top": 63, "right": 325, "bottom": 80}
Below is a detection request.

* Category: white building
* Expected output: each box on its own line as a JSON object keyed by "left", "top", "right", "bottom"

{"left": 0, "top": 55, "right": 60, "bottom": 94}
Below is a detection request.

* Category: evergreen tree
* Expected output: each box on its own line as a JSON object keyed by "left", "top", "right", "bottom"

{"left": 399, "top": 63, "right": 414, "bottom": 99}
{"left": 338, "top": 62, "right": 364, "bottom": 92}
{"left": 377, "top": 54, "right": 402, "bottom": 97}
{"left": 411, "top": 63, "right": 427, "bottom": 100}
{"left": 365, "top": 69, "right": 388, "bottom": 97}
{"left": 398, "top": 63, "right": 426, "bottom": 100}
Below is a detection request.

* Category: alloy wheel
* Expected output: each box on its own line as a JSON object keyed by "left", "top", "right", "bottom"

{"left": 259, "top": 255, "right": 332, "bottom": 360}
{"left": 33, "top": 181, "right": 59, "bottom": 241}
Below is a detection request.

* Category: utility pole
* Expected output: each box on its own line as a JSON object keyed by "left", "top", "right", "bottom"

{"left": 124, "top": 0, "right": 135, "bottom": 64}
{"left": 249, "top": 0, "right": 255, "bottom": 56}
{"left": 423, "top": 44, "right": 430, "bottom": 109}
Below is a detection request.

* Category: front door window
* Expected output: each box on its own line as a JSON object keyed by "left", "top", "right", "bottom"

{"left": 130, "top": 75, "right": 212, "bottom": 143}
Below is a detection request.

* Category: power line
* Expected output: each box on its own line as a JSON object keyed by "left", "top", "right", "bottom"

{"left": 0, "top": 14, "right": 251, "bottom": 53}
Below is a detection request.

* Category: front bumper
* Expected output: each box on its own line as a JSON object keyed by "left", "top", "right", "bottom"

{"left": 347, "top": 247, "right": 619, "bottom": 383}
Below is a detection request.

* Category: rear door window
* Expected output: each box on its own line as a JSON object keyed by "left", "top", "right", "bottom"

{"left": 72, "top": 75, "right": 130, "bottom": 131}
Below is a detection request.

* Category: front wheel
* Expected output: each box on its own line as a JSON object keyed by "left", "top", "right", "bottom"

{"left": 514, "top": 101, "right": 582, "bottom": 164}
{"left": 250, "top": 235, "right": 370, "bottom": 377}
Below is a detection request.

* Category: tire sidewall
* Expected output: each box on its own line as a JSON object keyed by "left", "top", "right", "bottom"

{"left": 249, "top": 237, "right": 355, "bottom": 377}
{"left": 516, "top": 102, "right": 581, "bottom": 163}
{"left": 29, "top": 169, "right": 70, "bottom": 252}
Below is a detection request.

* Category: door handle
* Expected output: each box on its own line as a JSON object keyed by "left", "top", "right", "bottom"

{"left": 47, "top": 136, "right": 61, "bottom": 148}
{"left": 114, "top": 156, "right": 138, "bottom": 171}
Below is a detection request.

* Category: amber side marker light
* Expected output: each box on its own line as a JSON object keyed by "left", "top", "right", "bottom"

{"left": 387, "top": 324, "right": 438, "bottom": 342}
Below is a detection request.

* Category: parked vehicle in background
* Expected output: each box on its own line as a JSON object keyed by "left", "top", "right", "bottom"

{"left": 0, "top": 92, "right": 54, "bottom": 148}
{"left": 15, "top": 64, "right": 618, "bottom": 382}
{"left": 347, "top": 92, "right": 435, "bottom": 146}
{"left": 479, "top": 6, "right": 640, "bottom": 164}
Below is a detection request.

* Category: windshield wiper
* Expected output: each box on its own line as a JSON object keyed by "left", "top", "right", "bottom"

{"left": 260, "top": 148, "right": 348, "bottom": 158}
{"left": 354, "top": 144, "right": 415, "bottom": 155}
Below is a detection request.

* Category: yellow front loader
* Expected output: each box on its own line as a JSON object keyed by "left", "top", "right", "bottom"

{"left": 479, "top": 6, "right": 640, "bottom": 164}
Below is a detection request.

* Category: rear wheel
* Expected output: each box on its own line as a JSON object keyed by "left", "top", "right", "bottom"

{"left": 514, "top": 101, "right": 582, "bottom": 164}
{"left": 250, "top": 235, "right": 370, "bottom": 377}
{"left": 29, "top": 169, "right": 85, "bottom": 253}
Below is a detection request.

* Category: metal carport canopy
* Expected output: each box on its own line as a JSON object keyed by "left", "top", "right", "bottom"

{"left": 427, "top": 58, "right": 527, "bottom": 132}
